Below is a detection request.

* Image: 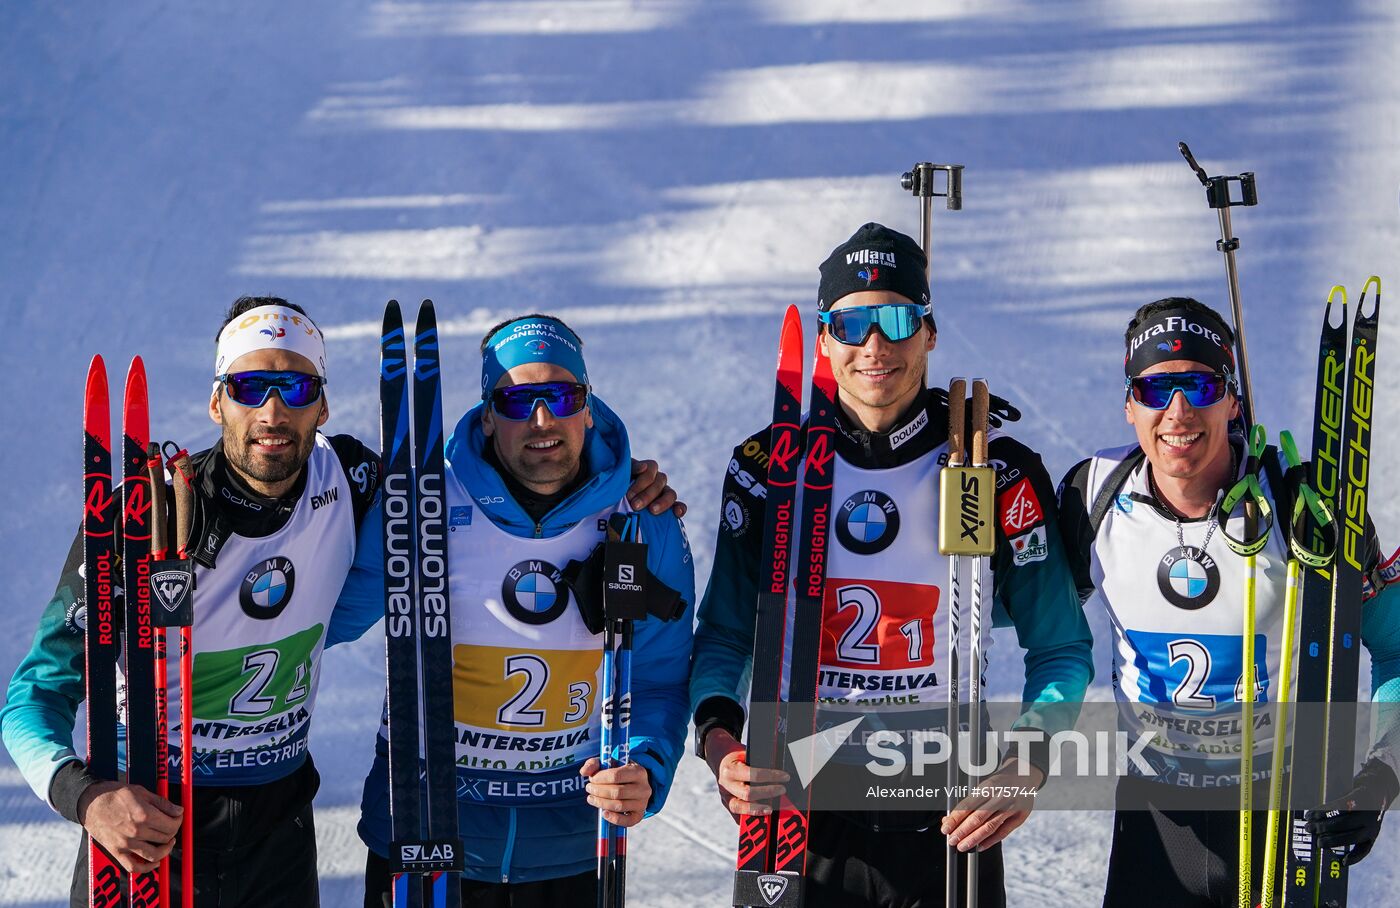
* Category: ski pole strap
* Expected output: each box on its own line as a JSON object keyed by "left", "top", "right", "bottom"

{"left": 1219, "top": 425, "right": 1274, "bottom": 557}
{"left": 1278, "top": 430, "right": 1337, "bottom": 568}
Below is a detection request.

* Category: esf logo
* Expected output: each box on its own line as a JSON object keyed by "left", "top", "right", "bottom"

{"left": 502, "top": 560, "right": 571, "bottom": 625}
{"left": 240, "top": 557, "right": 296, "bottom": 620}
{"left": 728, "top": 458, "right": 768, "bottom": 500}
{"left": 835, "top": 490, "right": 900, "bottom": 555}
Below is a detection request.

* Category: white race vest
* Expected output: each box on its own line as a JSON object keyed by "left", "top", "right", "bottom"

{"left": 165, "top": 436, "right": 356, "bottom": 785}
{"left": 428, "top": 471, "right": 621, "bottom": 777}
{"left": 784, "top": 444, "right": 998, "bottom": 708}
{"left": 1086, "top": 444, "right": 1289, "bottom": 785}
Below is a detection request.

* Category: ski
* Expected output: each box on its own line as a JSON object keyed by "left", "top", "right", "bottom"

{"left": 381, "top": 300, "right": 463, "bottom": 908}
{"left": 83, "top": 357, "right": 123, "bottom": 908}
{"left": 742, "top": 325, "right": 839, "bottom": 908}
{"left": 1316, "top": 276, "right": 1380, "bottom": 908}
{"left": 732, "top": 305, "right": 805, "bottom": 908}
{"left": 412, "top": 301, "right": 463, "bottom": 908}
{"left": 1283, "top": 287, "right": 1348, "bottom": 907}
{"left": 120, "top": 358, "right": 160, "bottom": 908}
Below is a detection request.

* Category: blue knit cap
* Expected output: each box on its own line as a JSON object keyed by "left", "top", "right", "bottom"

{"left": 481, "top": 316, "right": 589, "bottom": 396}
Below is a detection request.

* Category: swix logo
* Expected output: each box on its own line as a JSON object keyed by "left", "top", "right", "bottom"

{"left": 857, "top": 266, "right": 879, "bottom": 285}
{"left": 757, "top": 874, "right": 790, "bottom": 906}
{"left": 845, "top": 249, "right": 897, "bottom": 268}
{"left": 259, "top": 327, "right": 286, "bottom": 340}
{"left": 959, "top": 473, "right": 985, "bottom": 544}
{"left": 769, "top": 427, "right": 802, "bottom": 477}
{"left": 999, "top": 478, "right": 1044, "bottom": 534}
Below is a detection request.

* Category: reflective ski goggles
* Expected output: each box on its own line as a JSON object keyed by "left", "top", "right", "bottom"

{"left": 1125, "top": 371, "right": 1234, "bottom": 410}
{"left": 488, "top": 381, "right": 590, "bottom": 421}
{"left": 217, "top": 370, "right": 325, "bottom": 409}
{"left": 817, "top": 303, "right": 929, "bottom": 346}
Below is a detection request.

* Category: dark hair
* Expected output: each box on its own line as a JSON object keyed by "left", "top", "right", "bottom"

{"left": 1124, "top": 297, "right": 1234, "bottom": 348}
{"left": 480, "top": 313, "right": 583, "bottom": 353}
{"left": 216, "top": 296, "right": 307, "bottom": 343}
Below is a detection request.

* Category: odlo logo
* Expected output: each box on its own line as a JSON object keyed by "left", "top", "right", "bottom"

{"left": 959, "top": 473, "right": 985, "bottom": 545}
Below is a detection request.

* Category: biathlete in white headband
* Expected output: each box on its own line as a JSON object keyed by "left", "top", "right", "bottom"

{"left": 1, "top": 297, "right": 687, "bottom": 908}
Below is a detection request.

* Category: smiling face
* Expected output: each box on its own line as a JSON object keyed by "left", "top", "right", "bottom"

{"left": 819, "top": 289, "right": 935, "bottom": 433}
{"left": 1125, "top": 359, "right": 1239, "bottom": 487}
{"left": 209, "top": 348, "right": 328, "bottom": 498}
{"left": 482, "top": 361, "right": 592, "bottom": 496}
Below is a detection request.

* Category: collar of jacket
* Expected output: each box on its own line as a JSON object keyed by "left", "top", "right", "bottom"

{"left": 831, "top": 387, "right": 946, "bottom": 468}
{"left": 444, "top": 393, "right": 632, "bottom": 538}
{"left": 187, "top": 440, "right": 309, "bottom": 566}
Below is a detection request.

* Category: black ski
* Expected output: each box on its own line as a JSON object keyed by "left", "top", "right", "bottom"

{"left": 1317, "top": 277, "right": 1380, "bottom": 908}
{"left": 380, "top": 300, "right": 463, "bottom": 908}
{"left": 1283, "top": 288, "right": 1348, "bottom": 907}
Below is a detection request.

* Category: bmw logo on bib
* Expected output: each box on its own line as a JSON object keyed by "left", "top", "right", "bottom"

{"left": 240, "top": 556, "right": 296, "bottom": 619}
{"left": 503, "top": 559, "right": 571, "bottom": 625}
{"left": 1156, "top": 545, "right": 1220, "bottom": 610}
{"left": 836, "top": 490, "right": 900, "bottom": 555}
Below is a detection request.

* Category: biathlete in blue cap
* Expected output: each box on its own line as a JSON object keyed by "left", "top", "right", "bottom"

{"left": 357, "top": 314, "right": 696, "bottom": 906}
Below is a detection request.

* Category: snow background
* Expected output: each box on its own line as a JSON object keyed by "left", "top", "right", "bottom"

{"left": 3, "top": 1, "right": 1399, "bottom": 904}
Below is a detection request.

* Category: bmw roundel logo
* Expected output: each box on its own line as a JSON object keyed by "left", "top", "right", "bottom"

{"left": 1156, "top": 545, "right": 1220, "bottom": 610}
{"left": 240, "top": 557, "right": 296, "bottom": 619}
{"left": 502, "top": 560, "right": 571, "bottom": 625}
{"left": 836, "top": 490, "right": 900, "bottom": 555}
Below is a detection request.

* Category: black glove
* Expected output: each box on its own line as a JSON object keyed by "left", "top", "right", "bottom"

{"left": 1304, "top": 758, "right": 1399, "bottom": 865}
{"left": 561, "top": 522, "right": 686, "bottom": 635}
{"left": 929, "top": 387, "right": 1022, "bottom": 427}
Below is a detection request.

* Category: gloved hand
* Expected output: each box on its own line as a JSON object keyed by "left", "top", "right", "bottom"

{"left": 1304, "top": 758, "right": 1399, "bottom": 865}
{"left": 929, "top": 387, "right": 1022, "bottom": 427}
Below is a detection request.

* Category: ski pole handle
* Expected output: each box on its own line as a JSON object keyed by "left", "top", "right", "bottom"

{"left": 147, "top": 444, "right": 168, "bottom": 559}
{"left": 970, "top": 380, "right": 989, "bottom": 468}
{"left": 166, "top": 448, "right": 196, "bottom": 558}
{"left": 946, "top": 378, "right": 967, "bottom": 468}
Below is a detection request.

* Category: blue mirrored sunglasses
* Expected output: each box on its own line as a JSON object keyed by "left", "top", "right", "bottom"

{"left": 488, "top": 381, "right": 590, "bottom": 421}
{"left": 218, "top": 370, "right": 325, "bottom": 409}
{"left": 817, "top": 303, "right": 929, "bottom": 346}
{"left": 1126, "top": 371, "right": 1233, "bottom": 410}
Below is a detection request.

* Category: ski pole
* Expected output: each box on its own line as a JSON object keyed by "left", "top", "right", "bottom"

{"left": 1261, "top": 432, "right": 1336, "bottom": 907}
{"left": 146, "top": 445, "right": 172, "bottom": 908}
{"left": 965, "top": 379, "right": 995, "bottom": 908}
{"left": 1220, "top": 425, "right": 1274, "bottom": 908}
{"left": 598, "top": 513, "right": 642, "bottom": 908}
{"left": 939, "top": 378, "right": 967, "bottom": 904}
{"left": 1178, "top": 141, "right": 1259, "bottom": 432}
{"left": 165, "top": 447, "right": 197, "bottom": 908}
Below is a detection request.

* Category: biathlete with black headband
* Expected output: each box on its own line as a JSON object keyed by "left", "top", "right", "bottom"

{"left": 1057, "top": 297, "right": 1400, "bottom": 907}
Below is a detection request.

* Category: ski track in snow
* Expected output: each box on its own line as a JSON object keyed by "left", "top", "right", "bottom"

{"left": 2, "top": 0, "right": 1399, "bottom": 904}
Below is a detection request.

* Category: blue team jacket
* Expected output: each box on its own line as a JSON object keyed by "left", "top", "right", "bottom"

{"left": 356, "top": 394, "right": 696, "bottom": 883}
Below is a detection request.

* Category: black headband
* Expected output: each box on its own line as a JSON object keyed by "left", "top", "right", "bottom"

{"left": 1125, "top": 307, "right": 1236, "bottom": 377}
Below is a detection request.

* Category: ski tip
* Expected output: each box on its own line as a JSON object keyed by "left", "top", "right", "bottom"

{"left": 86, "top": 355, "right": 108, "bottom": 392}
{"left": 126, "top": 356, "right": 147, "bottom": 387}
{"left": 384, "top": 298, "right": 401, "bottom": 317}
{"left": 1362, "top": 274, "right": 1381, "bottom": 298}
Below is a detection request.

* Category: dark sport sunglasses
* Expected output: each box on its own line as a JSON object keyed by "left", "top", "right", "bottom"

{"left": 488, "top": 381, "right": 590, "bottom": 421}
{"left": 818, "top": 303, "right": 929, "bottom": 346}
{"left": 1126, "top": 371, "right": 1234, "bottom": 410}
{"left": 217, "top": 370, "right": 325, "bottom": 409}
